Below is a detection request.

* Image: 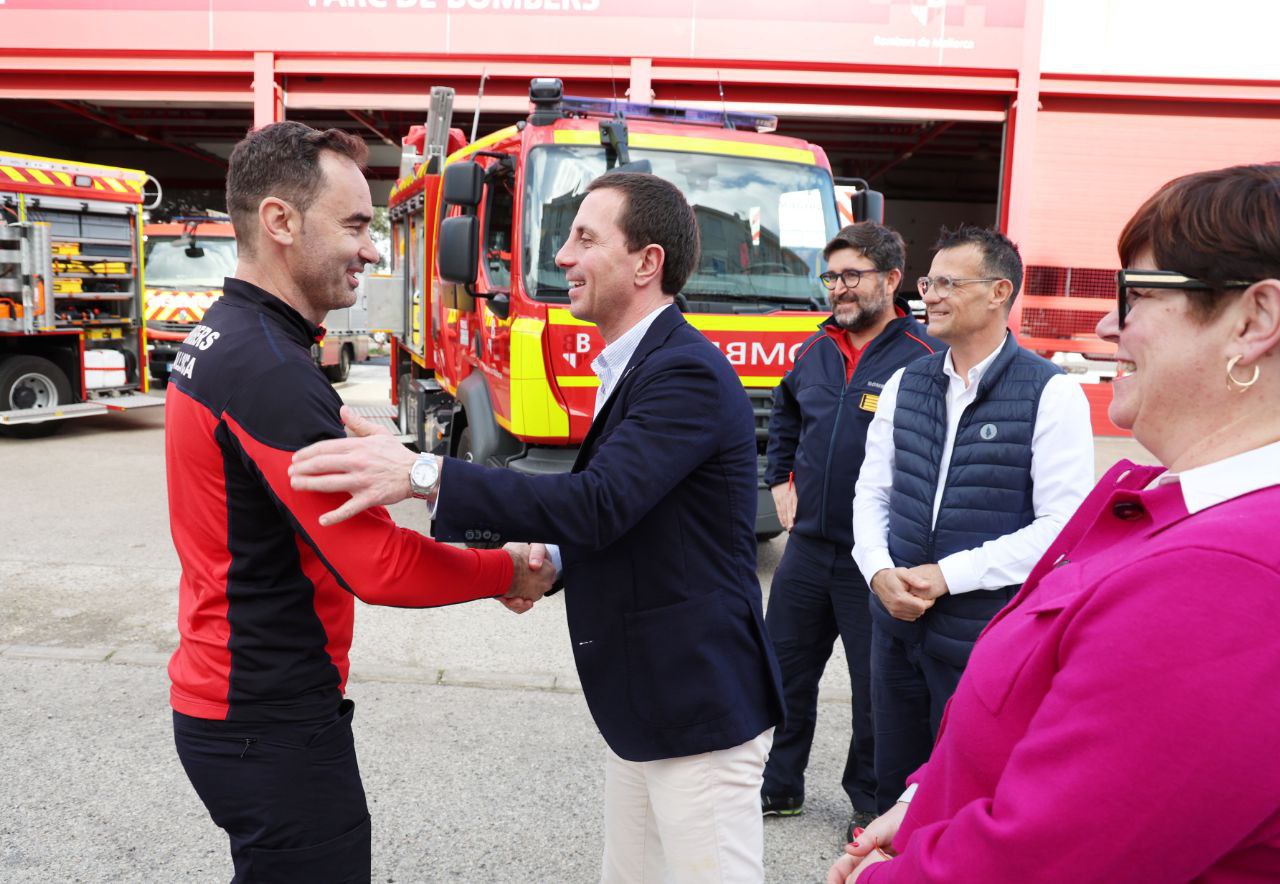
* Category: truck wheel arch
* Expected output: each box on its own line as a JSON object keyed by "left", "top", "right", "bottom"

{"left": 453, "top": 373, "right": 521, "bottom": 466}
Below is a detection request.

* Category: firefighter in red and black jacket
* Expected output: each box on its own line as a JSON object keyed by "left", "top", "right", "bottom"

{"left": 165, "top": 122, "right": 552, "bottom": 883}
{"left": 761, "top": 223, "right": 938, "bottom": 841}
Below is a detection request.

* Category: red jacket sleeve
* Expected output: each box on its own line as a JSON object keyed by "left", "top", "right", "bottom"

{"left": 221, "top": 360, "right": 512, "bottom": 607}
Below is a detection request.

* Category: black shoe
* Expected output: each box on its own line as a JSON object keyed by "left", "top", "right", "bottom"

{"left": 844, "top": 810, "right": 878, "bottom": 844}
{"left": 761, "top": 794, "right": 804, "bottom": 817}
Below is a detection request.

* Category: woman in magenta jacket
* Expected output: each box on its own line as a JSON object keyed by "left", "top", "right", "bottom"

{"left": 830, "top": 163, "right": 1280, "bottom": 883}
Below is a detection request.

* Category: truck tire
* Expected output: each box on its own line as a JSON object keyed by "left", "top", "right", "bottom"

{"left": 0, "top": 355, "right": 73, "bottom": 438}
{"left": 324, "top": 345, "right": 352, "bottom": 383}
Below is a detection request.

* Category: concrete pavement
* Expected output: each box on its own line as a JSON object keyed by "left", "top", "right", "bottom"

{"left": 0, "top": 364, "right": 1153, "bottom": 881}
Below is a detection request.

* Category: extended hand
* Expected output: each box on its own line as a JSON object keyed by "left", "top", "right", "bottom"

{"left": 289, "top": 405, "right": 419, "bottom": 526}
{"left": 902, "top": 563, "right": 948, "bottom": 601}
{"left": 870, "top": 568, "right": 934, "bottom": 621}
{"left": 498, "top": 543, "right": 557, "bottom": 614}
{"left": 770, "top": 482, "right": 797, "bottom": 533}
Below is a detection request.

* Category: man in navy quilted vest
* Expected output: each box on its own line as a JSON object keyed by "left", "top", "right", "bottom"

{"left": 760, "top": 222, "right": 938, "bottom": 843}
{"left": 851, "top": 225, "right": 1094, "bottom": 814}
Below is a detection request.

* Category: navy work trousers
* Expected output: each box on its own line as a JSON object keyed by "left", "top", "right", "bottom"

{"left": 869, "top": 626, "right": 965, "bottom": 811}
{"left": 173, "top": 698, "right": 371, "bottom": 883}
{"left": 762, "top": 532, "right": 877, "bottom": 814}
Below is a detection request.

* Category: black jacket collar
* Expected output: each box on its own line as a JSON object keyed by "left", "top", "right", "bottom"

{"left": 219, "top": 277, "right": 325, "bottom": 346}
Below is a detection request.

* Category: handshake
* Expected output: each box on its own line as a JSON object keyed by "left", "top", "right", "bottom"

{"left": 499, "top": 542, "right": 558, "bottom": 614}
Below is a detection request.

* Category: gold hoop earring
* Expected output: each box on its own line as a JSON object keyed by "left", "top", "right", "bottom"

{"left": 1226, "top": 354, "right": 1261, "bottom": 392}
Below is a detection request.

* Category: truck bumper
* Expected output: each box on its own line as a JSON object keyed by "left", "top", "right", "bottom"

{"left": 509, "top": 446, "right": 783, "bottom": 541}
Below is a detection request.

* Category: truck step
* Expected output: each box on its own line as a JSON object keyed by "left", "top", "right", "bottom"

{"left": 99, "top": 393, "right": 165, "bottom": 411}
{"left": 347, "top": 403, "right": 397, "bottom": 420}
{"left": 0, "top": 402, "right": 107, "bottom": 425}
{"left": 345, "top": 403, "right": 413, "bottom": 443}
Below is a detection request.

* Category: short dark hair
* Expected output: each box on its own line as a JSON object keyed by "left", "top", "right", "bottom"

{"left": 1118, "top": 163, "right": 1280, "bottom": 325}
{"left": 226, "top": 121, "right": 368, "bottom": 255}
{"left": 823, "top": 222, "right": 906, "bottom": 272}
{"left": 934, "top": 224, "right": 1024, "bottom": 307}
{"left": 586, "top": 172, "right": 699, "bottom": 296}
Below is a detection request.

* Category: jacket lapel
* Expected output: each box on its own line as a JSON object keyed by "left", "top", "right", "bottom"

{"left": 571, "top": 304, "right": 686, "bottom": 473}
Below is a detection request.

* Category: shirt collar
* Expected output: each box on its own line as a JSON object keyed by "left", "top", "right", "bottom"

{"left": 1158, "top": 439, "right": 1280, "bottom": 514}
{"left": 591, "top": 302, "right": 671, "bottom": 382}
{"left": 942, "top": 331, "right": 1008, "bottom": 388}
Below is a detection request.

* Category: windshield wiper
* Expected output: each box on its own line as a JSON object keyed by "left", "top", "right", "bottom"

{"left": 685, "top": 290, "right": 815, "bottom": 307}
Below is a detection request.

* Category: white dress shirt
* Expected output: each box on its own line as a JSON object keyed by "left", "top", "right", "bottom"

{"left": 852, "top": 334, "right": 1095, "bottom": 594}
{"left": 543, "top": 302, "right": 672, "bottom": 574}
{"left": 1161, "top": 438, "right": 1280, "bottom": 512}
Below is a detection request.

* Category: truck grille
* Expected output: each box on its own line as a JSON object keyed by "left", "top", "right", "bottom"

{"left": 746, "top": 387, "right": 776, "bottom": 486}
{"left": 147, "top": 320, "right": 195, "bottom": 335}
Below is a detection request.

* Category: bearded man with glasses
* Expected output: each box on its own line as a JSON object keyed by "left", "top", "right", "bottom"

{"left": 761, "top": 222, "right": 938, "bottom": 844}
{"left": 851, "top": 224, "right": 1095, "bottom": 814}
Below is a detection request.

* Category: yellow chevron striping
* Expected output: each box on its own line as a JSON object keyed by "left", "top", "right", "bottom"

{"left": 553, "top": 129, "right": 817, "bottom": 165}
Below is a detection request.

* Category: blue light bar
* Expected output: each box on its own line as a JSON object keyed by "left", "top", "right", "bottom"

{"left": 559, "top": 95, "right": 778, "bottom": 133}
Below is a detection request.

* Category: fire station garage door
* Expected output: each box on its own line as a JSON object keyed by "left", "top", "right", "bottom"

{"left": 1025, "top": 96, "right": 1280, "bottom": 271}
{"left": 1014, "top": 95, "right": 1279, "bottom": 362}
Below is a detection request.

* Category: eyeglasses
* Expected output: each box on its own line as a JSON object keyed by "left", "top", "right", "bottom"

{"left": 818, "top": 268, "right": 886, "bottom": 291}
{"left": 916, "top": 276, "right": 1003, "bottom": 298}
{"left": 1115, "top": 269, "right": 1258, "bottom": 328}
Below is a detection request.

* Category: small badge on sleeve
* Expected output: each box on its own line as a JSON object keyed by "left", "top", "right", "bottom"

{"left": 859, "top": 393, "right": 880, "bottom": 413}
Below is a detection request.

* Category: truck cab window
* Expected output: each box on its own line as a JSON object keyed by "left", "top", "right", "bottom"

{"left": 483, "top": 169, "right": 515, "bottom": 289}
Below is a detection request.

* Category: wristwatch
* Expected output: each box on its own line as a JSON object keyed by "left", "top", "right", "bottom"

{"left": 408, "top": 453, "right": 441, "bottom": 500}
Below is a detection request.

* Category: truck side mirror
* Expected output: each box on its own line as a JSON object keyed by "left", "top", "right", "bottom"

{"left": 845, "top": 177, "right": 884, "bottom": 224}
{"left": 443, "top": 161, "right": 484, "bottom": 208}
{"left": 438, "top": 215, "right": 479, "bottom": 284}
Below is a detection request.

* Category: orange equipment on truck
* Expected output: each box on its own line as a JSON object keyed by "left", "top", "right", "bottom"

{"left": 375, "top": 80, "right": 879, "bottom": 538}
{"left": 143, "top": 217, "right": 373, "bottom": 384}
{"left": 0, "top": 150, "right": 162, "bottom": 434}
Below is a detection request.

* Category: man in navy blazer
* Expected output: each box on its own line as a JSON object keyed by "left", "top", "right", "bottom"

{"left": 291, "top": 172, "right": 784, "bottom": 882}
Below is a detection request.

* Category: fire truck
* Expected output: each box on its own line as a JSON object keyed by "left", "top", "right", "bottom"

{"left": 377, "top": 80, "right": 878, "bottom": 538}
{"left": 0, "top": 151, "right": 161, "bottom": 434}
{"left": 143, "top": 216, "right": 374, "bottom": 384}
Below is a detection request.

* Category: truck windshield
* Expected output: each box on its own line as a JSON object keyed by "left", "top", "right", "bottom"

{"left": 144, "top": 237, "right": 237, "bottom": 288}
{"left": 523, "top": 145, "right": 838, "bottom": 307}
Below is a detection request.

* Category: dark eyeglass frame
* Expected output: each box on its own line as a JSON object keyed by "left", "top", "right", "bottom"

{"left": 1115, "top": 269, "right": 1257, "bottom": 328}
{"left": 818, "top": 268, "right": 887, "bottom": 291}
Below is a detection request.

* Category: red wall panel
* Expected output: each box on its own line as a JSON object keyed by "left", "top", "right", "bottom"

{"left": 1022, "top": 97, "right": 1280, "bottom": 269}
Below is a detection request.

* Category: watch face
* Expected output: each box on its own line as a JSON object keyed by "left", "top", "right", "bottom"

{"left": 411, "top": 457, "right": 438, "bottom": 489}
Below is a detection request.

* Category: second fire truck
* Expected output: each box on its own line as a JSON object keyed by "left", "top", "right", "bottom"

{"left": 0, "top": 150, "right": 161, "bottom": 434}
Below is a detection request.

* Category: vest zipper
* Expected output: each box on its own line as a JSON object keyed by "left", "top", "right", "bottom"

{"left": 820, "top": 354, "right": 851, "bottom": 539}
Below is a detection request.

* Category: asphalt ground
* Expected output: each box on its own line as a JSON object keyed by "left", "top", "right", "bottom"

{"left": 0, "top": 364, "right": 1153, "bottom": 882}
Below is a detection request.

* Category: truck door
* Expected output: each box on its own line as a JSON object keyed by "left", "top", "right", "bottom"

{"left": 476, "top": 158, "right": 515, "bottom": 410}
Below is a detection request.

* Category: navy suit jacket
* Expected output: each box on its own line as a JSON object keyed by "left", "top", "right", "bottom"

{"left": 433, "top": 304, "right": 784, "bottom": 761}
